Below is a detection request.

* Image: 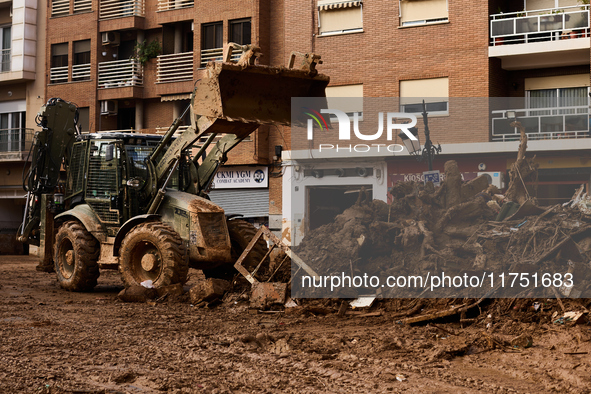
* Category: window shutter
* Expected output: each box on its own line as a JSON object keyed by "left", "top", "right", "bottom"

{"left": 319, "top": 3, "right": 363, "bottom": 34}
{"left": 326, "top": 84, "right": 363, "bottom": 114}
{"left": 400, "top": 0, "right": 448, "bottom": 24}
{"left": 525, "top": 74, "right": 590, "bottom": 90}
{"left": 400, "top": 77, "right": 448, "bottom": 105}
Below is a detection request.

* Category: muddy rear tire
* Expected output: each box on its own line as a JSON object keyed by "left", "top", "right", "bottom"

{"left": 119, "top": 221, "right": 188, "bottom": 288}
{"left": 54, "top": 221, "right": 100, "bottom": 291}
{"left": 203, "top": 219, "right": 268, "bottom": 280}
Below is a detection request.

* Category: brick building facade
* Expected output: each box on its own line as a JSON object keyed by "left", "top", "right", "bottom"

{"left": 43, "top": 0, "right": 286, "bottom": 231}
{"left": 0, "top": 0, "right": 45, "bottom": 253}
{"left": 1, "top": 0, "right": 589, "bottom": 249}
{"left": 282, "top": 0, "right": 591, "bottom": 244}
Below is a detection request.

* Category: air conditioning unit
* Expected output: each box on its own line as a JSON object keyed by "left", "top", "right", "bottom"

{"left": 102, "top": 32, "right": 120, "bottom": 46}
{"left": 100, "top": 100, "right": 118, "bottom": 115}
{"left": 478, "top": 171, "right": 505, "bottom": 189}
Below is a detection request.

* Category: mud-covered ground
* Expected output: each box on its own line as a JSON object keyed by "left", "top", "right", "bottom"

{"left": 1, "top": 256, "right": 591, "bottom": 394}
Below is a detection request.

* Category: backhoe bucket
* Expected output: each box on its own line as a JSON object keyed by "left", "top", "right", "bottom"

{"left": 192, "top": 62, "right": 329, "bottom": 136}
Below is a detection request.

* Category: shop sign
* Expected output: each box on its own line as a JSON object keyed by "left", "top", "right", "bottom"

{"left": 212, "top": 166, "right": 268, "bottom": 189}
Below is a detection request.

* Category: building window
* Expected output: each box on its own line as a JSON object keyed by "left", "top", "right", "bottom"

{"left": 317, "top": 1, "right": 363, "bottom": 36}
{"left": 326, "top": 84, "right": 364, "bottom": 120}
{"left": 525, "top": 75, "right": 590, "bottom": 114}
{"left": 230, "top": 18, "right": 251, "bottom": 45}
{"left": 73, "top": 40, "right": 91, "bottom": 81}
{"left": 51, "top": 43, "right": 68, "bottom": 68}
{"left": 528, "top": 87, "right": 589, "bottom": 114}
{"left": 0, "top": 111, "right": 26, "bottom": 152}
{"left": 0, "top": 26, "right": 10, "bottom": 72}
{"left": 50, "top": 43, "right": 69, "bottom": 83}
{"left": 525, "top": 87, "right": 589, "bottom": 136}
{"left": 400, "top": 0, "right": 448, "bottom": 27}
{"left": 400, "top": 77, "right": 449, "bottom": 115}
{"left": 201, "top": 22, "right": 223, "bottom": 66}
{"left": 202, "top": 22, "right": 223, "bottom": 50}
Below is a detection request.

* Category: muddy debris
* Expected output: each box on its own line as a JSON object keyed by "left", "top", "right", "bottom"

{"left": 292, "top": 155, "right": 591, "bottom": 300}
{"left": 118, "top": 285, "right": 158, "bottom": 303}
{"left": 189, "top": 278, "right": 231, "bottom": 304}
{"left": 511, "top": 333, "right": 533, "bottom": 349}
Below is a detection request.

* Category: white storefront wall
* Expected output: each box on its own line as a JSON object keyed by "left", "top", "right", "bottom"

{"left": 282, "top": 155, "right": 388, "bottom": 246}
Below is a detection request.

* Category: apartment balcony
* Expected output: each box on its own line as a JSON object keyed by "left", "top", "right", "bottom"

{"left": 491, "top": 105, "right": 589, "bottom": 142}
{"left": 98, "top": 59, "right": 142, "bottom": 88}
{"left": 489, "top": 5, "right": 590, "bottom": 70}
{"left": 0, "top": 128, "right": 34, "bottom": 161}
{"left": 98, "top": 59, "right": 143, "bottom": 100}
{"left": 99, "top": 0, "right": 144, "bottom": 19}
{"left": 156, "top": 52, "right": 193, "bottom": 83}
{"left": 199, "top": 48, "right": 241, "bottom": 68}
{"left": 157, "top": 0, "right": 193, "bottom": 12}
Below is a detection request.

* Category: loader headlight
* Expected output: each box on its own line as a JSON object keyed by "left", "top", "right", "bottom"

{"left": 126, "top": 177, "right": 143, "bottom": 189}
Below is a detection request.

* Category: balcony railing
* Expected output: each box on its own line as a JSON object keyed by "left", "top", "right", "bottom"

{"left": 200, "top": 47, "right": 241, "bottom": 68}
{"left": 98, "top": 59, "right": 143, "bottom": 88}
{"left": 157, "top": 0, "right": 193, "bottom": 11}
{"left": 0, "top": 128, "right": 34, "bottom": 156}
{"left": 51, "top": 0, "right": 70, "bottom": 16}
{"left": 74, "top": 0, "right": 93, "bottom": 13}
{"left": 72, "top": 63, "right": 91, "bottom": 81}
{"left": 99, "top": 0, "right": 145, "bottom": 19}
{"left": 491, "top": 106, "right": 590, "bottom": 141}
{"left": 1, "top": 49, "right": 10, "bottom": 73}
{"left": 49, "top": 66, "right": 69, "bottom": 84}
{"left": 490, "top": 5, "right": 590, "bottom": 45}
{"left": 156, "top": 52, "right": 193, "bottom": 83}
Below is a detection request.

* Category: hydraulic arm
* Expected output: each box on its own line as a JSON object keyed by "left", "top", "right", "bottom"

{"left": 19, "top": 99, "right": 80, "bottom": 244}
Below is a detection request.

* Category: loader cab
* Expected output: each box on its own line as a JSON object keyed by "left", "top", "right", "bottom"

{"left": 66, "top": 136, "right": 125, "bottom": 234}
{"left": 65, "top": 133, "right": 178, "bottom": 235}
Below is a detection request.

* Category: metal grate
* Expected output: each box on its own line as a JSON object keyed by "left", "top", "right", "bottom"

{"left": 74, "top": 0, "right": 92, "bottom": 13}
{"left": 50, "top": 66, "right": 69, "bottom": 84}
{"left": 86, "top": 143, "right": 119, "bottom": 224}
{"left": 209, "top": 189, "right": 269, "bottom": 218}
{"left": 52, "top": 0, "right": 70, "bottom": 16}
{"left": 67, "top": 142, "right": 87, "bottom": 197}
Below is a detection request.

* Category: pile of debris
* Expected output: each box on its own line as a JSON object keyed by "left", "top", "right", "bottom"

{"left": 293, "top": 172, "right": 591, "bottom": 299}
{"left": 119, "top": 123, "right": 591, "bottom": 325}
{"left": 292, "top": 123, "right": 591, "bottom": 300}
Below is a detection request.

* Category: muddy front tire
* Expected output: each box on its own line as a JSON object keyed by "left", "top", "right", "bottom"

{"left": 54, "top": 221, "right": 100, "bottom": 291}
{"left": 119, "top": 221, "right": 188, "bottom": 288}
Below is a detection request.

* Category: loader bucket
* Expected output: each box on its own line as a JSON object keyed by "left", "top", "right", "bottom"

{"left": 192, "top": 62, "right": 329, "bottom": 131}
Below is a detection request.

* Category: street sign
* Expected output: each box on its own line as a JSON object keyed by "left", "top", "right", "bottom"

{"left": 423, "top": 170, "right": 441, "bottom": 187}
